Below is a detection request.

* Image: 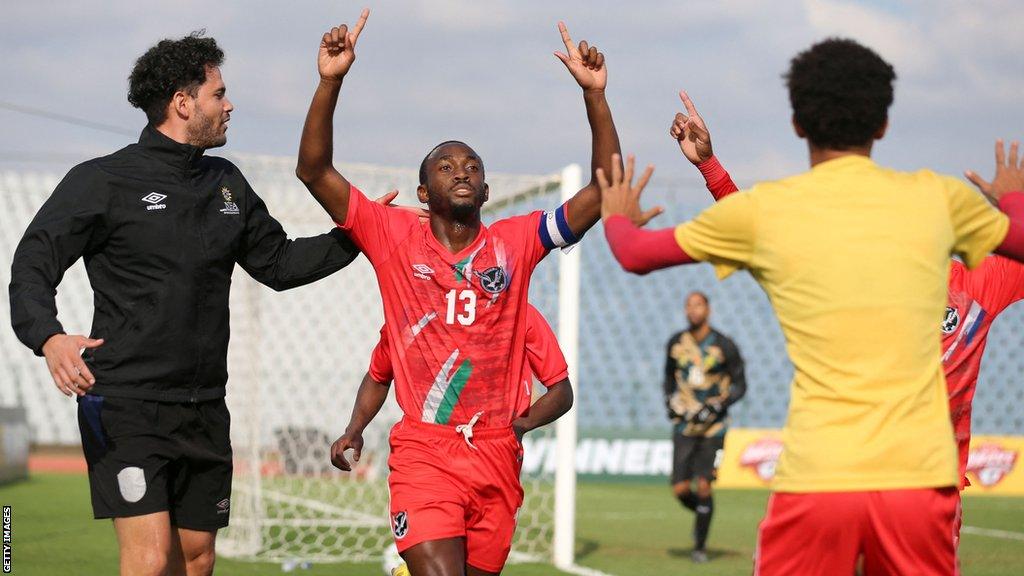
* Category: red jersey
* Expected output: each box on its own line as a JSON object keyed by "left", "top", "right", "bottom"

{"left": 340, "top": 186, "right": 574, "bottom": 427}
{"left": 369, "top": 305, "right": 569, "bottom": 418}
{"left": 942, "top": 255, "right": 1024, "bottom": 488}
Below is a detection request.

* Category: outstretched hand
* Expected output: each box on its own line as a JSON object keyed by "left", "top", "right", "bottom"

{"left": 966, "top": 140, "right": 1024, "bottom": 204}
{"left": 373, "top": 189, "right": 430, "bottom": 219}
{"left": 597, "top": 154, "right": 662, "bottom": 226}
{"left": 318, "top": 8, "right": 370, "bottom": 82}
{"left": 670, "top": 90, "right": 713, "bottom": 165}
{"left": 554, "top": 22, "right": 607, "bottom": 92}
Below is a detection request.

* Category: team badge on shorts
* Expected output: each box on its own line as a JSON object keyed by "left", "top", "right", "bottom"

{"left": 475, "top": 266, "right": 508, "bottom": 294}
{"left": 392, "top": 511, "right": 409, "bottom": 539}
{"left": 942, "top": 306, "right": 960, "bottom": 334}
{"left": 117, "top": 466, "right": 147, "bottom": 503}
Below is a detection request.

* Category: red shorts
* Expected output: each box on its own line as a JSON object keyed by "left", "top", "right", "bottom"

{"left": 387, "top": 417, "right": 524, "bottom": 573}
{"left": 755, "top": 488, "right": 959, "bottom": 576}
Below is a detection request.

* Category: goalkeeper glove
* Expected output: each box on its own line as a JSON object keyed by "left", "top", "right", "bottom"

{"left": 690, "top": 401, "right": 723, "bottom": 425}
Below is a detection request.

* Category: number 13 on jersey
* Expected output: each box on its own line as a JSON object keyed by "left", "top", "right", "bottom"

{"left": 445, "top": 289, "right": 476, "bottom": 325}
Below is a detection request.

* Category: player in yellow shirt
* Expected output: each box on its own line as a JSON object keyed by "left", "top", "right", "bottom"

{"left": 598, "top": 39, "right": 1024, "bottom": 576}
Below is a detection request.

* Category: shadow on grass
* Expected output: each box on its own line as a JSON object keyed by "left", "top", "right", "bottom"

{"left": 667, "top": 547, "right": 743, "bottom": 562}
{"left": 574, "top": 538, "right": 602, "bottom": 561}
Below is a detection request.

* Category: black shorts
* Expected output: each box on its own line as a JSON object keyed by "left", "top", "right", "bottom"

{"left": 671, "top": 432, "right": 725, "bottom": 484}
{"left": 77, "top": 395, "right": 233, "bottom": 530}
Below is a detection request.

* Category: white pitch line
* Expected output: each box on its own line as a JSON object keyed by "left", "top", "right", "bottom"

{"left": 961, "top": 526, "right": 1024, "bottom": 542}
{"left": 560, "top": 563, "right": 617, "bottom": 576}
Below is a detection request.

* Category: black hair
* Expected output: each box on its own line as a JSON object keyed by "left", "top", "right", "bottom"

{"left": 418, "top": 140, "right": 472, "bottom": 185}
{"left": 784, "top": 38, "right": 896, "bottom": 150}
{"left": 687, "top": 291, "right": 710, "bottom": 305}
{"left": 127, "top": 31, "right": 224, "bottom": 125}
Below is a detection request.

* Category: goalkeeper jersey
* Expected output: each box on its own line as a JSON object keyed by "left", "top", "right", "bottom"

{"left": 942, "top": 255, "right": 1024, "bottom": 489}
{"left": 339, "top": 185, "right": 573, "bottom": 428}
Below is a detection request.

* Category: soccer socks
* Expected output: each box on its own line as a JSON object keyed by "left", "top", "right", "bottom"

{"left": 694, "top": 495, "right": 714, "bottom": 551}
{"left": 677, "top": 491, "right": 698, "bottom": 512}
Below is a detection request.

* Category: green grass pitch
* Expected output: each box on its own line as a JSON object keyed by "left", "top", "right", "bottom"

{"left": 3, "top": 474, "right": 1021, "bottom": 575}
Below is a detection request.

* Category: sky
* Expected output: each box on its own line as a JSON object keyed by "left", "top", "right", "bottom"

{"left": 2, "top": 0, "right": 1022, "bottom": 197}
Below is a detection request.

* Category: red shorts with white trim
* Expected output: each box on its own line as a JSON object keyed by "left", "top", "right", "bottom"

{"left": 755, "top": 488, "right": 959, "bottom": 576}
{"left": 387, "top": 417, "right": 524, "bottom": 573}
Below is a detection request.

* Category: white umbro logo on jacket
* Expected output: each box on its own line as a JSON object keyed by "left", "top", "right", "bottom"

{"left": 142, "top": 192, "right": 167, "bottom": 211}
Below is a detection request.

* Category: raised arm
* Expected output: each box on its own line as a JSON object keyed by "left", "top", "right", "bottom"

{"left": 669, "top": 90, "right": 738, "bottom": 199}
{"left": 553, "top": 22, "right": 631, "bottom": 237}
{"left": 295, "top": 9, "right": 369, "bottom": 224}
{"left": 599, "top": 154, "right": 696, "bottom": 274}
{"left": 966, "top": 140, "right": 1024, "bottom": 263}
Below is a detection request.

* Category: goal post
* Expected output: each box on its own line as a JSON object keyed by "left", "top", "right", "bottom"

{"left": 554, "top": 163, "right": 583, "bottom": 569}
{"left": 0, "top": 156, "right": 582, "bottom": 568}
{"left": 215, "top": 155, "right": 579, "bottom": 567}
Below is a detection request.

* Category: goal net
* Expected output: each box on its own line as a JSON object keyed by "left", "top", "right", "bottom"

{"left": 215, "top": 154, "right": 568, "bottom": 565}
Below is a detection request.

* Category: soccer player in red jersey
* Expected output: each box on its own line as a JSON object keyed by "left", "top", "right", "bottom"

{"left": 294, "top": 9, "right": 633, "bottom": 575}
{"left": 330, "top": 304, "right": 572, "bottom": 474}
{"left": 668, "top": 89, "right": 1024, "bottom": 553}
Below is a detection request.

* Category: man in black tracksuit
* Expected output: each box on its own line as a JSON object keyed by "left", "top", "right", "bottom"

{"left": 8, "top": 34, "right": 360, "bottom": 576}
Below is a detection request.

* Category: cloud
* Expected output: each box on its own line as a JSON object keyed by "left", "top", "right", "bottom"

{"left": 1, "top": 0, "right": 1021, "bottom": 181}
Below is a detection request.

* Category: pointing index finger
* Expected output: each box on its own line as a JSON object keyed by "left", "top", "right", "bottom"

{"left": 350, "top": 8, "right": 370, "bottom": 44}
{"left": 558, "top": 21, "right": 580, "bottom": 57}
{"left": 679, "top": 90, "right": 699, "bottom": 118}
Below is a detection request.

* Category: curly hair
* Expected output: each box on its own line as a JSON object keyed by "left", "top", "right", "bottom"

{"left": 127, "top": 31, "right": 224, "bottom": 125}
{"left": 784, "top": 38, "right": 896, "bottom": 150}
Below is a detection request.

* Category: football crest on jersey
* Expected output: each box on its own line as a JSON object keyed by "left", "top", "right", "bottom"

{"left": 392, "top": 511, "right": 409, "bottom": 539}
{"left": 942, "top": 306, "right": 960, "bottom": 334}
{"left": 475, "top": 266, "right": 509, "bottom": 294}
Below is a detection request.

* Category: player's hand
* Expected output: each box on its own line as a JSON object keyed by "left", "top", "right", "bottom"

{"left": 41, "top": 334, "right": 103, "bottom": 397}
{"left": 666, "top": 407, "right": 684, "bottom": 421}
{"left": 554, "top": 22, "right": 607, "bottom": 93}
{"left": 512, "top": 421, "right": 528, "bottom": 443}
{"left": 690, "top": 401, "right": 723, "bottom": 426}
{"left": 318, "top": 8, "right": 370, "bottom": 82}
{"left": 670, "top": 91, "right": 714, "bottom": 165}
{"left": 597, "top": 154, "right": 662, "bottom": 226}
{"left": 330, "top": 429, "right": 364, "bottom": 472}
{"left": 373, "top": 189, "right": 430, "bottom": 219}
{"left": 966, "top": 140, "right": 1024, "bottom": 204}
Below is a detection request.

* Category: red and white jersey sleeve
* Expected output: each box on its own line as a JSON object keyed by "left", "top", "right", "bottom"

{"left": 336, "top": 185, "right": 420, "bottom": 264}
{"left": 942, "top": 255, "right": 1024, "bottom": 488}
{"left": 512, "top": 305, "right": 570, "bottom": 419}
{"left": 525, "top": 306, "right": 568, "bottom": 387}
{"left": 368, "top": 326, "right": 394, "bottom": 383}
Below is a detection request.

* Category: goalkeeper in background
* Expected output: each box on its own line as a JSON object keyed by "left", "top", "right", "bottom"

{"left": 663, "top": 291, "right": 745, "bottom": 564}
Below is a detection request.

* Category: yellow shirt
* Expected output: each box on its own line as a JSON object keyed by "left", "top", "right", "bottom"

{"left": 674, "top": 155, "right": 1009, "bottom": 492}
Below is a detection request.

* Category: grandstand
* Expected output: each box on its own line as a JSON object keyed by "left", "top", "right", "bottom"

{"left": 2, "top": 154, "right": 1023, "bottom": 571}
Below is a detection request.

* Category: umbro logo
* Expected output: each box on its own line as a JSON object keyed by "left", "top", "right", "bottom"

{"left": 142, "top": 192, "right": 167, "bottom": 211}
{"left": 412, "top": 264, "right": 435, "bottom": 280}
{"left": 216, "top": 498, "right": 230, "bottom": 514}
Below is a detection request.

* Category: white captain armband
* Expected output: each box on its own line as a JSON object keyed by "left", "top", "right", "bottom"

{"left": 538, "top": 203, "right": 580, "bottom": 250}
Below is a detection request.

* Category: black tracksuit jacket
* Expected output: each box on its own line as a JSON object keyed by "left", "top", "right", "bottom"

{"left": 9, "top": 125, "right": 360, "bottom": 402}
